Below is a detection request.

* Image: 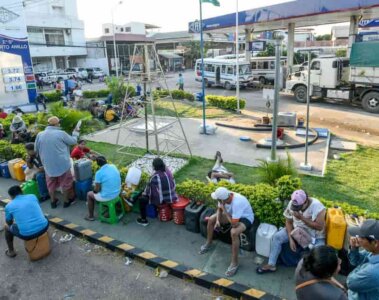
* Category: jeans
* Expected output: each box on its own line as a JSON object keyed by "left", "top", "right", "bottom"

{"left": 268, "top": 228, "right": 325, "bottom": 266}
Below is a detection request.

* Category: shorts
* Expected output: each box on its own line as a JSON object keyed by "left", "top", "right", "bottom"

{"left": 93, "top": 193, "right": 109, "bottom": 202}
{"left": 239, "top": 218, "right": 252, "bottom": 231}
{"left": 46, "top": 169, "right": 74, "bottom": 193}
{"left": 9, "top": 222, "right": 49, "bottom": 241}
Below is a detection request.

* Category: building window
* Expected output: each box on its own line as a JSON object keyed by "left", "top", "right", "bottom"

{"left": 45, "top": 29, "right": 65, "bottom": 46}
{"left": 105, "top": 28, "right": 110, "bottom": 34}
{"left": 125, "top": 27, "right": 131, "bottom": 33}
{"left": 120, "top": 28, "right": 124, "bottom": 32}
{"left": 27, "top": 27, "right": 44, "bottom": 44}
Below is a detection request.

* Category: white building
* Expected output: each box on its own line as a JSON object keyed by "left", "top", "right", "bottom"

{"left": 102, "top": 22, "right": 159, "bottom": 36}
{"left": 24, "top": 0, "right": 87, "bottom": 72}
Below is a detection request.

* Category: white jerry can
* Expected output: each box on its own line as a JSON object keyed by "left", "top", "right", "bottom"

{"left": 255, "top": 223, "right": 278, "bottom": 257}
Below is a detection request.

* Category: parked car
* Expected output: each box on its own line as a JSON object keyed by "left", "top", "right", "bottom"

{"left": 86, "top": 67, "right": 105, "bottom": 79}
{"left": 34, "top": 71, "right": 75, "bottom": 85}
{"left": 65, "top": 67, "right": 88, "bottom": 80}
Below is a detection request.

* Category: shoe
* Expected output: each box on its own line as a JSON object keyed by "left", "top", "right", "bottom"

{"left": 124, "top": 198, "right": 134, "bottom": 207}
{"left": 51, "top": 200, "right": 59, "bottom": 209}
{"left": 63, "top": 198, "right": 76, "bottom": 208}
{"left": 199, "top": 244, "right": 212, "bottom": 255}
{"left": 40, "top": 195, "right": 50, "bottom": 203}
{"left": 136, "top": 218, "right": 149, "bottom": 226}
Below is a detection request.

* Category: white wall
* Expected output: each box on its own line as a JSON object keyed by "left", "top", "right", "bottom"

{"left": 102, "top": 22, "right": 147, "bottom": 36}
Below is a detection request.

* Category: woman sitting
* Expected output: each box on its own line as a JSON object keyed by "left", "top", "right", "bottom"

{"left": 104, "top": 105, "right": 120, "bottom": 125}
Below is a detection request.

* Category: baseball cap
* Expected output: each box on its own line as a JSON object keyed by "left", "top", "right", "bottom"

{"left": 211, "top": 187, "right": 230, "bottom": 201}
{"left": 290, "top": 190, "right": 307, "bottom": 211}
{"left": 348, "top": 219, "right": 379, "bottom": 240}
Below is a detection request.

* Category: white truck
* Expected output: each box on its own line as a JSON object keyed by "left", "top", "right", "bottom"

{"left": 286, "top": 42, "right": 379, "bottom": 114}
{"left": 35, "top": 71, "right": 76, "bottom": 85}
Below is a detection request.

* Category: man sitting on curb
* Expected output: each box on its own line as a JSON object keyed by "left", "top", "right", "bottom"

{"left": 199, "top": 187, "right": 254, "bottom": 277}
{"left": 347, "top": 219, "right": 379, "bottom": 299}
{"left": 85, "top": 156, "right": 121, "bottom": 221}
{"left": 4, "top": 186, "right": 49, "bottom": 258}
{"left": 257, "top": 190, "right": 326, "bottom": 274}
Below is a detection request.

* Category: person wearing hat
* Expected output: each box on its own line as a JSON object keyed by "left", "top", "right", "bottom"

{"left": 10, "top": 115, "right": 27, "bottom": 144}
{"left": 257, "top": 189, "right": 326, "bottom": 274}
{"left": 199, "top": 187, "right": 254, "bottom": 277}
{"left": 35, "top": 116, "right": 80, "bottom": 209}
{"left": 346, "top": 219, "right": 379, "bottom": 300}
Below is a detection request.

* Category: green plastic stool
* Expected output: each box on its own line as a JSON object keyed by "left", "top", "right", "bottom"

{"left": 98, "top": 196, "right": 124, "bottom": 224}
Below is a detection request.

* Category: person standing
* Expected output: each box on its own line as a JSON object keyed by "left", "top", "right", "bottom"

{"left": 35, "top": 93, "right": 47, "bottom": 112}
{"left": 177, "top": 73, "right": 184, "bottom": 90}
{"left": 35, "top": 116, "right": 79, "bottom": 209}
{"left": 199, "top": 187, "right": 254, "bottom": 277}
{"left": 347, "top": 219, "right": 379, "bottom": 300}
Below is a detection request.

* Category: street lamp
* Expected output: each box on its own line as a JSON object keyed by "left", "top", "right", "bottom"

{"left": 111, "top": 0, "right": 123, "bottom": 77}
{"left": 235, "top": 0, "right": 240, "bottom": 113}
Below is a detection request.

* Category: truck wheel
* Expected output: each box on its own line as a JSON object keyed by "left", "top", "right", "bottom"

{"left": 362, "top": 91, "right": 379, "bottom": 113}
{"left": 259, "top": 77, "right": 266, "bottom": 85}
{"left": 294, "top": 85, "right": 307, "bottom": 103}
{"left": 224, "top": 82, "right": 232, "bottom": 90}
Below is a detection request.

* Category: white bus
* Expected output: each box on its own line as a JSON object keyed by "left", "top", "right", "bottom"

{"left": 250, "top": 56, "right": 287, "bottom": 85}
{"left": 195, "top": 58, "right": 253, "bottom": 90}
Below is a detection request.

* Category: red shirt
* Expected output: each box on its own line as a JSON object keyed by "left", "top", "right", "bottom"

{"left": 0, "top": 112, "right": 8, "bottom": 119}
{"left": 70, "top": 146, "right": 90, "bottom": 160}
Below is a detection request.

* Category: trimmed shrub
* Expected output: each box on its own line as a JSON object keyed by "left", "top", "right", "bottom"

{"left": 171, "top": 90, "right": 195, "bottom": 101}
{"left": 0, "top": 140, "right": 27, "bottom": 160}
{"left": 206, "top": 95, "right": 246, "bottom": 110}
{"left": 82, "top": 89, "right": 110, "bottom": 99}
{"left": 42, "top": 91, "right": 62, "bottom": 102}
{"left": 105, "top": 76, "right": 135, "bottom": 104}
{"left": 277, "top": 175, "right": 302, "bottom": 202}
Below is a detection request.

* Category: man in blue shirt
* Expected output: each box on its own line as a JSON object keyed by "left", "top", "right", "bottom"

{"left": 84, "top": 156, "right": 121, "bottom": 221}
{"left": 4, "top": 186, "right": 49, "bottom": 258}
{"left": 347, "top": 219, "right": 379, "bottom": 300}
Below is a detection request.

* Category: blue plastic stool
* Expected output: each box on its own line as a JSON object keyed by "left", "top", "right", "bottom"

{"left": 0, "top": 162, "right": 10, "bottom": 178}
{"left": 75, "top": 178, "right": 93, "bottom": 201}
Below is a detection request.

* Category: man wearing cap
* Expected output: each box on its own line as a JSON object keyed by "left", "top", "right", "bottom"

{"left": 257, "top": 190, "right": 326, "bottom": 274}
{"left": 347, "top": 219, "right": 379, "bottom": 300}
{"left": 199, "top": 187, "right": 254, "bottom": 277}
{"left": 35, "top": 116, "right": 79, "bottom": 209}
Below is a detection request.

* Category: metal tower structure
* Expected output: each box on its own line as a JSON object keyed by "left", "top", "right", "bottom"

{"left": 114, "top": 43, "right": 192, "bottom": 158}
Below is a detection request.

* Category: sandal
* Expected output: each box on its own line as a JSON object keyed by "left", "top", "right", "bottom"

{"left": 225, "top": 265, "right": 239, "bottom": 277}
{"left": 256, "top": 266, "right": 276, "bottom": 274}
{"left": 199, "top": 244, "right": 212, "bottom": 255}
{"left": 5, "top": 250, "right": 17, "bottom": 258}
{"left": 84, "top": 216, "right": 95, "bottom": 221}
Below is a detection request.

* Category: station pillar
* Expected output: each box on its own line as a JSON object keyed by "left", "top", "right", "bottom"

{"left": 348, "top": 16, "right": 359, "bottom": 57}
{"left": 245, "top": 28, "right": 252, "bottom": 63}
{"left": 287, "top": 23, "right": 295, "bottom": 75}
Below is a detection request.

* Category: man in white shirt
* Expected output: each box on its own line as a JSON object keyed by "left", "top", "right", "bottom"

{"left": 199, "top": 187, "right": 254, "bottom": 277}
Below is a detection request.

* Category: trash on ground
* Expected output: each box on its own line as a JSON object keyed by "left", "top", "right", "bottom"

{"left": 59, "top": 234, "right": 74, "bottom": 243}
{"left": 155, "top": 267, "right": 168, "bottom": 278}
{"left": 125, "top": 257, "right": 133, "bottom": 266}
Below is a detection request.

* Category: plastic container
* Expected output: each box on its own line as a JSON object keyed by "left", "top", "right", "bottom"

{"left": 146, "top": 204, "right": 157, "bottom": 218}
{"left": 343, "top": 214, "right": 365, "bottom": 250}
{"left": 125, "top": 166, "right": 142, "bottom": 187}
{"left": 158, "top": 203, "right": 172, "bottom": 222}
{"left": 256, "top": 223, "right": 278, "bottom": 257}
{"left": 171, "top": 196, "right": 190, "bottom": 225}
{"left": 21, "top": 180, "right": 40, "bottom": 199}
{"left": 240, "top": 218, "right": 260, "bottom": 252}
{"left": 8, "top": 158, "right": 22, "bottom": 180}
{"left": 184, "top": 202, "right": 205, "bottom": 233}
{"left": 75, "top": 178, "right": 93, "bottom": 201}
{"left": 14, "top": 160, "right": 26, "bottom": 182}
{"left": 0, "top": 161, "right": 10, "bottom": 178}
{"left": 326, "top": 207, "right": 347, "bottom": 250}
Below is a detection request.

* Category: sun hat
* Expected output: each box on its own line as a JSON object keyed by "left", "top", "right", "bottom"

{"left": 290, "top": 190, "right": 307, "bottom": 211}
{"left": 211, "top": 187, "right": 230, "bottom": 201}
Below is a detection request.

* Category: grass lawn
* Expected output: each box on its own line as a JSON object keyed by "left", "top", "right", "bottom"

{"left": 86, "top": 141, "right": 379, "bottom": 213}
{"left": 149, "top": 99, "right": 234, "bottom": 119}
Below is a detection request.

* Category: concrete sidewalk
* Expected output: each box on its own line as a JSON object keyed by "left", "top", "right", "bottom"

{"left": 0, "top": 178, "right": 296, "bottom": 300}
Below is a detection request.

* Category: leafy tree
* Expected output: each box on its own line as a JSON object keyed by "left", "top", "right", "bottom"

{"left": 182, "top": 41, "right": 212, "bottom": 68}
{"left": 315, "top": 34, "right": 332, "bottom": 41}
{"left": 335, "top": 49, "right": 347, "bottom": 57}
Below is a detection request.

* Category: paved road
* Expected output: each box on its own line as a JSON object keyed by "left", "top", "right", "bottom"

{"left": 0, "top": 228, "right": 213, "bottom": 300}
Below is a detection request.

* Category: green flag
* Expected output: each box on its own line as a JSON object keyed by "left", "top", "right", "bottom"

{"left": 201, "top": 0, "right": 220, "bottom": 6}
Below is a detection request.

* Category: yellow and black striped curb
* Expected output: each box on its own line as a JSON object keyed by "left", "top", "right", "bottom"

{"left": 0, "top": 198, "right": 282, "bottom": 300}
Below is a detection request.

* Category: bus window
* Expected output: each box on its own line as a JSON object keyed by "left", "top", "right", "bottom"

{"left": 257, "top": 61, "right": 264, "bottom": 69}
{"left": 221, "top": 65, "right": 226, "bottom": 73}
{"left": 196, "top": 63, "right": 202, "bottom": 70}
{"left": 227, "top": 66, "right": 234, "bottom": 75}
{"left": 270, "top": 61, "right": 275, "bottom": 69}
{"left": 251, "top": 61, "right": 257, "bottom": 69}
{"left": 239, "top": 64, "right": 251, "bottom": 75}
{"left": 263, "top": 61, "right": 269, "bottom": 69}
{"left": 205, "top": 64, "right": 214, "bottom": 72}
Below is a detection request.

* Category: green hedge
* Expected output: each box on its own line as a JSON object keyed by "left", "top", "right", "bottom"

{"left": 153, "top": 89, "right": 194, "bottom": 101}
{"left": 176, "top": 178, "right": 379, "bottom": 227}
{"left": 206, "top": 95, "right": 246, "bottom": 110}
{"left": 82, "top": 89, "right": 110, "bottom": 99}
{"left": 0, "top": 140, "right": 27, "bottom": 160}
{"left": 42, "top": 91, "right": 62, "bottom": 102}
{"left": 0, "top": 113, "right": 39, "bottom": 131}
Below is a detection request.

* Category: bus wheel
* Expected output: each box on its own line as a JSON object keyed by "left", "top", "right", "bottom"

{"left": 294, "top": 85, "right": 307, "bottom": 103}
{"left": 224, "top": 82, "right": 232, "bottom": 90}
{"left": 362, "top": 91, "right": 379, "bottom": 113}
{"left": 259, "top": 77, "right": 266, "bottom": 85}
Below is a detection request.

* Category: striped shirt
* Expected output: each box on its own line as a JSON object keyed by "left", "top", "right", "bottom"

{"left": 144, "top": 169, "right": 177, "bottom": 205}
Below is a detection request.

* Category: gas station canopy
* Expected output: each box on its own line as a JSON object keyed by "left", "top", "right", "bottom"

{"left": 190, "top": 0, "right": 379, "bottom": 33}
